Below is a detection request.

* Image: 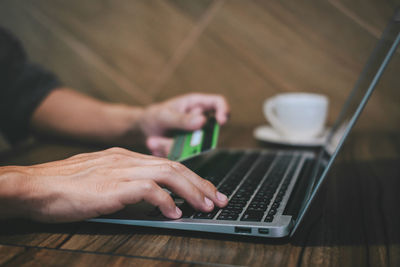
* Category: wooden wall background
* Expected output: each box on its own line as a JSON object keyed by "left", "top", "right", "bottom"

{"left": 0, "top": 0, "right": 399, "bottom": 150}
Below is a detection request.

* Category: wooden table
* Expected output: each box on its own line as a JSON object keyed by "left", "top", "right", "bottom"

{"left": 0, "top": 126, "right": 399, "bottom": 267}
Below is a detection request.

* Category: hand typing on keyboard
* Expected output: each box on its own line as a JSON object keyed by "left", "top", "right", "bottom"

{"left": 0, "top": 148, "right": 229, "bottom": 222}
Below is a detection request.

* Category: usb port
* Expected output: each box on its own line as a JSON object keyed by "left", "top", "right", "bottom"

{"left": 235, "top": 227, "right": 251, "bottom": 234}
{"left": 258, "top": 228, "right": 269, "bottom": 235}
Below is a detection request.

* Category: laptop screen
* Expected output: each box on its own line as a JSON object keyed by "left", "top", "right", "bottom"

{"left": 291, "top": 8, "right": 400, "bottom": 235}
{"left": 325, "top": 14, "right": 400, "bottom": 157}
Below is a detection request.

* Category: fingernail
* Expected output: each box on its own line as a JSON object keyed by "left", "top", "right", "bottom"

{"left": 175, "top": 207, "right": 182, "bottom": 217}
{"left": 217, "top": 191, "right": 228, "bottom": 202}
{"left": 204, "top": 197, "right": 213, "bottom": 207}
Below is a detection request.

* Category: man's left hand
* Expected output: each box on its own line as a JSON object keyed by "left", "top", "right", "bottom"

{"left": 139, "top": 93, "right": 230, "bottom": 157}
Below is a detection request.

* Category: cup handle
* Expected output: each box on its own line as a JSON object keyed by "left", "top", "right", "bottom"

{"left": 265, "top": 98, "right": 285, "bottom": 133}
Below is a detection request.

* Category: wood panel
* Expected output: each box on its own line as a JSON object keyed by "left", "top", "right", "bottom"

{"left": 157, "top": 0, "right": 400, "bottom": 129}
{"left": 0, "top": 0, "right": 399, "bottom": 142}
{"left": 0, "top": 0, "right": 214, "bottom": 105}
{"left": 331, "top": 0, "right": 400, "bottom": 37}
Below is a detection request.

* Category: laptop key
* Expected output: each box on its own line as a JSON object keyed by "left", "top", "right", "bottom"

{"left": 221, "top": 207, "right": 243, "bottom": 215}
{"left": 216, "top": 152, "right": 260, "bottom": 197}
{"left": 178, "top": 203, "right": 195, "bottom": 218}
{"left": 196, "top": 152, "right": 242, "bottom": 186}
{"left": 265, "top": 215, "right": 274, "bottom": 222}
{"left": 247, "top": 207, "right": 265, "bottom": 212}
{"left": 217, "top": 214, "right": 239, "bottom": 220}
{"left": 225, "top": 204, "right": 244, "bottom": 211}
{"left": 271, "top": 202, "right": 280, "bottom": 209}
{"left": 268, "top": 208, "right": 277, "bottom": 215}
{"left": 193, "top": 208, "right": 220, "bottom": 219}
{"left": 229, "top": 199, "right": 247, "bottom": 206}
{"left": 222, "top": 205, "right": 244, "bottom": 214}
{"left": 241, "top": 211, "right": 264, "bottom": 221}
{"left": 230, "top": 154, "right": 275, "bottom": 200}
{"left": 249, "top": 203, "right": 267, "bottom": 211}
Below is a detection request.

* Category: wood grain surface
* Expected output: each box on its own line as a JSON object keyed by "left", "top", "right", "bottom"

{"left": 0, "top": 245, "right": 199, "bottom": 267}
{"left": 0, "top": 127, "right": 399, "bottom": 267}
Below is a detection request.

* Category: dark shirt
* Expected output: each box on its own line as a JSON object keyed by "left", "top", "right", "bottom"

{"left": 0, "top": 27, "right": 61, "bottom": 144}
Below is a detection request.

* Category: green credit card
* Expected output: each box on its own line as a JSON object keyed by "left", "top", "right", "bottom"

{"left": 168, "top": 117, "right": 219, "bottom": 162}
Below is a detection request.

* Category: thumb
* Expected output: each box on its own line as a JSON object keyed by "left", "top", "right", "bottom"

{"left": 146, "top": 136, "right": 174, "bottom": 157}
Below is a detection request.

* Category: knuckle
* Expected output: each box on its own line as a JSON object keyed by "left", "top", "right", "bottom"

{"left": 105, "top": 153, "right": 124, "bottom": 162}
{"left": 192, "top": 92, "right": 202, "bottom": 98}
{"left": 187, "top": 92, "right": 201, "bottom": 100}
{"left": 105, "top": 147, "right": 120, "bottom": 153}
{"left": 159, "top": 192, "right": 172, "bottom": 204}
{"left": 70, "top": 152, "right": 89, "bottom": 159}
{"left": 217, "top": 95, "right": 227, "bottom": 105}
{"left": 105, "top": 147, "right": 127, "bottom": 154}
{"left": 211, "top": 93, "right": 221, "bottom": 98}
{"left": 159, "top": 163, "right": 175, "bottom": 175}
{"left": 215, "top": 94, "right": 226, "bottom": 102}
{"left": 141, "top": 180, "right": 157, "bottom": 192}
{"left": 169, "top": 161, "right": 186, "bottom": 172}
{"left": 202, "top": 179, "right": 215, "bottom": 190}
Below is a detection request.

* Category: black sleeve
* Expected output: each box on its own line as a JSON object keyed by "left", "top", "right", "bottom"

{"left": 0, "top": 27, "right": 62, "bottom": 144}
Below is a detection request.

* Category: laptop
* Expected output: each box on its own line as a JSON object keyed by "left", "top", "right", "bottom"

{"left": 90, "top": 9, "right": 400, "bottom": 238}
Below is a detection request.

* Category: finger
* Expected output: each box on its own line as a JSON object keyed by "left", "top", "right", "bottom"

{"left": 160, "top": 108, "right": 207, "bottom": 131}
{"left": 124, "top": 163, "right": 215, "bottom": 212}
{"left": 167, "top": 162, "right": 228, "bottom": 208}
{"left": 146, "top": 136, "right": 173, "bottom": 157}
{"left": 189, "top": 106, "right": 204, "bottom": 116}
{"left": 182, "top": 94, "right": 230, "bottom": 125}
{"left": 119, "top": 180, "right": 182, "bottom": 219}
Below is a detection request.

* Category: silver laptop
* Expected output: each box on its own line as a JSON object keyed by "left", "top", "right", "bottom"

{"left": 90, "top": 9, "right": 400, "bottom": 238}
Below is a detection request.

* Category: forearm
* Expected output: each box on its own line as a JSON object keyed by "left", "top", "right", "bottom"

{"left": 30, "top": 88, "right": 145, "bottom": 144}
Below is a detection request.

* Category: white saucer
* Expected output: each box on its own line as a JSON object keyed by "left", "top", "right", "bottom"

{"left": 253, "top": 125, "right": 329, "bottom": 147}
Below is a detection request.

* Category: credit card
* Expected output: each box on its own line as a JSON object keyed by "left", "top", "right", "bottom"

{"left": 168, "top": 117, "right": 219, "bottom": 162}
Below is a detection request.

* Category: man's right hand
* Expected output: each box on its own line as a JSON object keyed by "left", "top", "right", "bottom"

{"left": 0, "top": 147, "right": 228, "bottom": 223}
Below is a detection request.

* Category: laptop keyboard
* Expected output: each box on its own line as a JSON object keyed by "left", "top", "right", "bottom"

{"left": 149, "top": 151, "right": 301, "bottom": 223}
{"left": 217, "top": 153, "right": 275, "bottom": 221}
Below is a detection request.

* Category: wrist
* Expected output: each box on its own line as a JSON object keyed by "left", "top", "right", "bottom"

{"left": 137, "top": 104, "right": 156, "bottom": 137}
{"left": 102, "top": 103, "right": 145, "bottom": 143}
{"left": 0, "top": 166, "right": 32, "bottom": 219}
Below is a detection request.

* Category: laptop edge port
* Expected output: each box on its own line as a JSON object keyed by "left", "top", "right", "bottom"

{"left": 234, "top": 227, "right": 252, "bottom": 234}
{"left": 258, "top": 228, "right": 269, "bottom": 235}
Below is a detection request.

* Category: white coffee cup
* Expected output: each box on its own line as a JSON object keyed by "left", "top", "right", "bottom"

{"left": 263, "top": 93, "right": 329, "bottom": 140}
